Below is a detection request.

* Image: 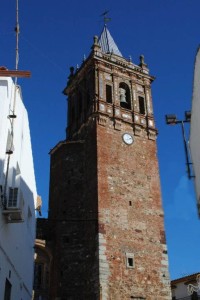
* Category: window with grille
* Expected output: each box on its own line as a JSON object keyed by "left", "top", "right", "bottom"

{"left": 8, "top": 187, "right": 18, "bottom": 207}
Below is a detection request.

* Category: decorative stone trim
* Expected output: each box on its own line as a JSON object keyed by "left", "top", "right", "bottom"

{"left": 114, "top": 119, "right": 121, "bottom": 131}
{"left": 98, "top": 115, "right": 108, "bottom": 126}
{"left": 134, "top": 114, "right": 140, "bottom": 123}
{"left": 134, "top": 125, "right": 142, "bottom": 136}
{"left": 148, "top": 119, "right": 154, "bottom": 127}
{"left": 122, "top": 113, "right": 132, "bottom": 120}
{"left": 114, "top": 108, "right": 120, "bottom": 117}
{"left": 148, "top": 129, "right": 157, "bottom": 140}
{"left": 140, "top": 118, "right": 146, "bottom": 125}
{"left": 99, "top": 103, "right": 106, "bottom": 112}
{"left": 107, "top": 107, "right": 112, "bottom": 114}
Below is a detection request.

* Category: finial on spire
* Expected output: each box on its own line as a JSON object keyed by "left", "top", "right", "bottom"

{"left": 139, "top": 54, "right": 148, "bottom": 67}
{"left": 93, "top": 35, "right": 98, "bottom": 45}
{"left": 100, "top": 10, "right": 111, "bottom": 25}
{"left": 70, "top": 67, "right": 74, "bottom": 76}
{"left": 140, "top": 55, "right": 145, "bottom": 65}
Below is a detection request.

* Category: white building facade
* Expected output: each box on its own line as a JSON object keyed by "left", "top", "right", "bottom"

{"left": 190, "top": 47, "right": 200, "bottom": 216}
{"left": 171, "top": 273, "right": 200, "bottom": 299}
{"left": 0, "top": 76, "right": 37, "bottom": 299}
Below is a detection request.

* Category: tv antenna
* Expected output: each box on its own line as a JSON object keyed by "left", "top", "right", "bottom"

{"left": 0, "top": 0, "right": 31, "bottom": 78}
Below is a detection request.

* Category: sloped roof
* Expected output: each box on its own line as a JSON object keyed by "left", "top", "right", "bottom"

{"left": 98, "top": 25, "right": 122, "bottom": 57}
{"left": 171, "top": 272, "right": 200, "bottom": 284}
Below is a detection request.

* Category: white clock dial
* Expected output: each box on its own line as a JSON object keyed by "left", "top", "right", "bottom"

{"left": 122, "top": 133, "right": 134, "bottom": 145}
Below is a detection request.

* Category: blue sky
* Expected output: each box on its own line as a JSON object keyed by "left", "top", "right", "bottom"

{"left": 1, "top": 0, "right": 200, "bottom": 280}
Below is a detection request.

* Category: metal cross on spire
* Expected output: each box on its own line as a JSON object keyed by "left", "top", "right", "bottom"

{"left": 100, "top": 10, "right": 111, "bottom": 26}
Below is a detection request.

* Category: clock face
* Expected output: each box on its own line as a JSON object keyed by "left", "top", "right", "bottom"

{"left": 122, "top": 133, "right": 134, "bottom": 145}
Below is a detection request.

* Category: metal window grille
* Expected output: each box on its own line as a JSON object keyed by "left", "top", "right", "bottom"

{"left": 8, "top": 187, "right": 18, "bottom": 207}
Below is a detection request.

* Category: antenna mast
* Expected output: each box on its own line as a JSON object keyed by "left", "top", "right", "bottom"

{"left": 15, "top": 0, "right": 20, "bottom": 72}
{"left": 0, "top": 0, "right": 30, "bottom": 78}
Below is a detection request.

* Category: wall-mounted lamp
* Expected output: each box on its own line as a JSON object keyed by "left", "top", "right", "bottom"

{"left": 165, "top": 114, "right": 177, "bottom": 125}
{"left": 165, "top": 111, "right": 194, "bottom": 179}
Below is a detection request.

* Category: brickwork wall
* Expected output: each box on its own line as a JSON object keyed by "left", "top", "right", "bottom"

{"left": 48, "top": 117, "right": 171, "bottom": 300}
{"left": 48, "top": 120, "right": 100, "bottom": 300}
{"left": 97, "top": 120, "right": 171, "bottom": 300}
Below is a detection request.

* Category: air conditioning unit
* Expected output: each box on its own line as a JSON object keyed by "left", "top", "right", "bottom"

{"left": 2, "top": 187, "right": 24, "bottom": 223}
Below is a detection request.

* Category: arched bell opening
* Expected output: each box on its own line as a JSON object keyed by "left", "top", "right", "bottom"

{"left": 119, "top": 82, "right": 131, "bottom": 109}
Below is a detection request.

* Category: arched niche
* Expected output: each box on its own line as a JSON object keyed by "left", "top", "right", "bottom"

{"left": 119, "top": 82, "right": 131, "bottom": 110}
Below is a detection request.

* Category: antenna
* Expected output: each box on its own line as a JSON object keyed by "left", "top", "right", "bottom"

{"left": 15, "top": 0, "right": 20, "bottom": 72}
{"left": 0, "top": 0, "right": 31, "bottom": 78}
{"left": 13, "top": 0, "right": 20, "bottom": 113}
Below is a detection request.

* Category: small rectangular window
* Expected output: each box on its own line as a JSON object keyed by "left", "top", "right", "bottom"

{"left": 126, "top": 253, "right": 134, "bottom": 269}
{"left": 8, "top": 187, "right": 18, "bottom": 207}
{"left": 128, "top": 258, "right": 133, "bottom": 267}
{"left": 139, "top": 96, "right": 145, "bottom": 115}
{"left": 106, "top": 85, "right": 112, "bottom": 103}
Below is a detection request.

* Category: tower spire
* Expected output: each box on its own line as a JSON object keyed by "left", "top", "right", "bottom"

{"left": 98, "top": 24, "right": 122, "bottom": 57}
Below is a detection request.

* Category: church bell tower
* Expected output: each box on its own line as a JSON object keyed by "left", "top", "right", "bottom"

{"left": 48, "top": 25, "right": 171, "bottom": 300}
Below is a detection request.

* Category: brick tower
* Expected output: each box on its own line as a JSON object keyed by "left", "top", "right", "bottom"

{"left": 48, "top": 25, "right": 171, "bottom": 300}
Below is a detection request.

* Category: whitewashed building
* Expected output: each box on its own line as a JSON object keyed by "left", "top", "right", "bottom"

{"left": 0, "top": 76, "right": 37, "bottom": 299}
{"left": 171, "top": 273, "right": 200, "bottom": 299}
{"left": 190, "top": 47, "right": 200, "bottom": 217}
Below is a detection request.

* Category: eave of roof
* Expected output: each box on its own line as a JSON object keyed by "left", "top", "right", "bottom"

{"left": 171, "top": 272, "right": 200, "bottom": 284}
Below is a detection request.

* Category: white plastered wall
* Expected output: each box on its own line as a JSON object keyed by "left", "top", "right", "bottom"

{"left": 190, "top": 47, "right": 200, "bottom": 216}
{"left": 0, "top": 77, "right": 37, "bottom": 300}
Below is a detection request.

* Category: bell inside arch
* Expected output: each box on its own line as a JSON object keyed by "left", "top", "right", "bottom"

{"left": 119, "top": 88, "right": 127, "bottom": 104}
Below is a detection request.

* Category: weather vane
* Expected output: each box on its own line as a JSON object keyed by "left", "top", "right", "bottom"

{"left": 100, "top": 10, "right": 111, "bottom": 25}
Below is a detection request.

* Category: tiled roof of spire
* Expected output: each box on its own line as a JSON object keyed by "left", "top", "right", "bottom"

{"left": 98, "top": 25, "right": 122, "bottom": 57}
